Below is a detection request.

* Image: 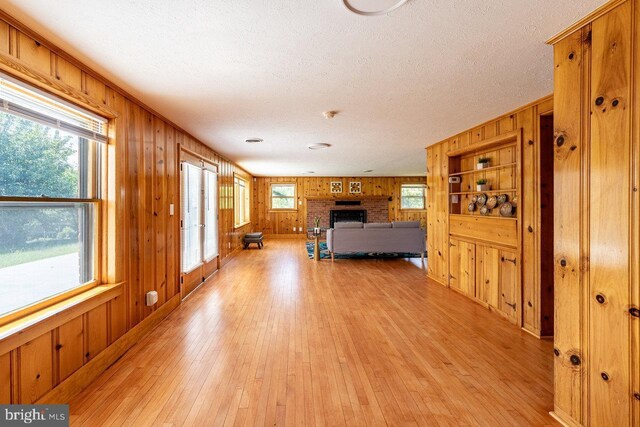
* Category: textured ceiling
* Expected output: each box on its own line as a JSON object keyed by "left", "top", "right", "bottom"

{"left": 2, "top": 0, "right": 605, "bottom": 176}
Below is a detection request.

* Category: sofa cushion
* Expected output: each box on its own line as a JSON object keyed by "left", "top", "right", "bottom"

{"left": 334, "top": 222, "right": 363, "bottom": 229}
{"left": 364, "top": 222, "right": 392, "bottom": 229}
{"left": 392, "top": 221, "right": 420, "bottom": 228}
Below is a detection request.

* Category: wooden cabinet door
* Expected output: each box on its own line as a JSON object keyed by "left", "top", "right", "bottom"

{"left": 476, "top": 244, "right": 499, "bottom": 308}
{"left": 499, "top": 250, "right": 518, "bottom": 323}
{"left": 458, "top": 241, "right": 475, "bottom": 297}
{"left": 449, "top": 238, "right": 461, "bottom": 291}
{"left": 449, "top": 238, "right": 475, "bottom": 297}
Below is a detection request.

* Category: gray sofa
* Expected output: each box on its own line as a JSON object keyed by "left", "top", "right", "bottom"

{"left": 326, "top": 221, "right": 426, "bottom": 261}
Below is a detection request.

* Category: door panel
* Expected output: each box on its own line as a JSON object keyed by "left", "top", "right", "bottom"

{"left": 499, "top": 250, "right": 518, "bottom": 323}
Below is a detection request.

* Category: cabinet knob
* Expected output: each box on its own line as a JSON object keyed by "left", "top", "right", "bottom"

{"left": 570, "top": 355, "right": 581, "bottom": 366}
{"left": 601, "top": 372, "right": 610, "bottom": 381}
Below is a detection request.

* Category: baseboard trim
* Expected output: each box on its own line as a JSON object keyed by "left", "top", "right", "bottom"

{"left": 37, "top": 294, "right": 181, "bottom": 404}
{"left": 549, "top": 408, "right": 583, "bottom": 427}
{"left": 426, "top": 273, "right": 448, "bottom": 287}
{"left": 263, "top": 233, "right": 305, "bottom": 239}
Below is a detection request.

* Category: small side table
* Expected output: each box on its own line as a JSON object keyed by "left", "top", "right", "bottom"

{"left": 307, "top": 228, "right": 326, "bottom": 261}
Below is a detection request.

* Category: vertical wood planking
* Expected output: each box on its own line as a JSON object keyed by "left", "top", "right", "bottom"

{"left": 0, "top": 12, "right": 254, "bottom": 403}
{"left": 552, "top": 28, "right": 586, "bottom": 423}
{"left": 0, "top": 351, "right": 10, "bottom": 403}
{"left": 19, "top": 332, "right": 53, "bottom": 403}
{"left": 154, "top": 117, "right": 167, "bottom": 307}
{"left": 56, "top": 316, "right": 84, "bottom": 382}
{"left": 589, "top": 4, "right": 632, "bottom": 424}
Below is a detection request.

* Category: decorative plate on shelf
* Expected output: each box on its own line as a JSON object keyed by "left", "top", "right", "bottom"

{"left": 500, "top": 202, "right": 514, "bottom": 217}
{"left": 467, "top": 202, "right": 476, "bottom": 212}
{"left": 497, "top": 194, "right": 508, "bottom": 205}
{"left": 480, "top": 205, "right": 490, "bottom": 215}
{"left": 471, "top": 195, "right": 478, "bottom": 203}
{"left": 486, "top": 195, "right": 498, "bottom": 209}
{"left": 511, "top": 195, "right": 518, "bottom": 206}
{"left": 476, "top": 193, "right": 487, "bottom": 206}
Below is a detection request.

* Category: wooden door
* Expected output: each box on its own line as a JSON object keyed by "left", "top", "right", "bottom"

{"left": 499, "top": 250, "right": 518, "bottom": 323}
{"left": 476, "top": 244, "right": 499, "bottom": 309}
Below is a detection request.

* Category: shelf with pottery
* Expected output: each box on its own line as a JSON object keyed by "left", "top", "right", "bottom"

{"left": 447, "top": 132, "right": 519, "bottom": 219}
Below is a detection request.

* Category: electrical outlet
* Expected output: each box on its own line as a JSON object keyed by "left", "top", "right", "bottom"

{"left": 298, "top": 200, "right": 302, "bottom": 205}
{"left": 169, "top": 203, "right": 175, "bottom": 216}
{"left": 292, "top": 227, "right": 296, "bottom": 232}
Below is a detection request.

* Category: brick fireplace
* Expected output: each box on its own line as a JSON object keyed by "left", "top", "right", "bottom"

{"left": 306, "top": 198, "right": 389, "bottom": 230}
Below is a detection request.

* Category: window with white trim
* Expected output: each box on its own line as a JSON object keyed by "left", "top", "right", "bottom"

{"left": 400, "top": 183, "right": 426, "bottom": 210}
{"left": 0, "top": 74, "right": 107, "bottom": 319}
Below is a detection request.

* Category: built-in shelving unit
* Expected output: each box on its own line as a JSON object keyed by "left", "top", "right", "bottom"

{"left": 447, "top": 132, "right": 520, "bottom": 218}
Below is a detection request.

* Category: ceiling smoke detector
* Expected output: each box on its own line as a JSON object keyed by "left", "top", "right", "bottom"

{"left": 342, "top": 0, "right": 410, "bottom": 16}
{"left": 245, "top": 138, "right": 263, "bottom": 144}
{"left": 308, "top": 143, "right": 331, "bottom": 150}
{"left": 323, "top": 110, "right": 338, "bottom": 119}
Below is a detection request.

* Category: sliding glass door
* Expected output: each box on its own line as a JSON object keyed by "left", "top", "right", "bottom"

{"left": 180, "top": 154, "right": 218, "bottom": 296}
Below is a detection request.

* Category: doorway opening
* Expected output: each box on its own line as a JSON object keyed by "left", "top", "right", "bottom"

{"left": 539, "top": 113, "right": 554, "bottom": 336}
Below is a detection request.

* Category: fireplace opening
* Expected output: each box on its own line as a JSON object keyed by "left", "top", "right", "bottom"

{"left": 330, "top": 210, "right": 367, "bottom": 228}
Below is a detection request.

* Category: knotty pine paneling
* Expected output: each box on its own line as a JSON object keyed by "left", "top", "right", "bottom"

{"left": 0, "top": 14, "right": 252, "bottom": 403}
{"left": 549, "top": 1, "right": 639, "bottom": 425}
{"left": 427, "top": 95, "right": 554, "bottom": 337}
{"left": 252, "top": 177, "right": 427, "bottom": 235}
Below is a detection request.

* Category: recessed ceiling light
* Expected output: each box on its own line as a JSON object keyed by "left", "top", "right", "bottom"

{"left": 308, "top": 143, "right": 331, "bottom": 150}
{"left": 363, "top": 169, "right": 373, "bottom": 173}
{"left": 343, "top": 0, "right": 409, "bottom": 16}
{"left": 245, "top": 138, "right": 263, "bottom": 144}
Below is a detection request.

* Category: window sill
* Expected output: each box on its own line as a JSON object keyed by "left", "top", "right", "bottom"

{"left": 269, "top": 209, "right": 298, "bottom": 213}
{"left": 400, "top": 208, "right": 427, "bottom": 212}
{"left": 234, "top": 221, "right": 251, "bottom": 229}
{"left": 0, "top": 282, "right": 123, "bottom": 354}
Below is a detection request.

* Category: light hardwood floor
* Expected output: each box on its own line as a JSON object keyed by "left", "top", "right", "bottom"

{"left": 68, "top": 240, "right": 555, "bottom": 426}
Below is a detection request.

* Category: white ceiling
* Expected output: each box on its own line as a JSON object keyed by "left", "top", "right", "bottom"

{"left": 2, "top": 0, "right": 605, "bottom": 176}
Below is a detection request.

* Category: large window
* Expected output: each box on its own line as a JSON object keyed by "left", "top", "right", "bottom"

{"left": 234, "top": 175, "right": 250, "bottom": 227}
{"left": 181, "top": 158, "right": 218, "bottom": 274}
{"left": 400, "top": 183, "right": 426, "bottom": 210}
{"left": 0, "top": 74, "right": 107, "bottom": 319}
{"left": 270, "top": 183, "right": 296, "bottom": 210}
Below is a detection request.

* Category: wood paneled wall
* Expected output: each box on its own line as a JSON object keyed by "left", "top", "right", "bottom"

{"left": 549, "top": 0, "right": 639, "bottom": 425}
{"left": 427, "top": 96, "right": 554, "bottom": 337}
{"left": 0, "top": 12, "right": 251, "bottom": 404}
{"left": 252, "top": 177, "right": 427, "bottom": 235}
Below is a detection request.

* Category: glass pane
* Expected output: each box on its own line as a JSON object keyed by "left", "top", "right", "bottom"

{"left": 401, "top": 196, "right": 425, "bottom": 209}
{"left": 0, "top": 203, "right": 94, "bottom": 317}
{"left": 271, "top": 184, "right": 294, "bottom": 197}
{"left": 204, "top": 170, "right": 218, "bottom": 260}
{"left": 272, "top": 197, "right": 295, "bottom": 209}
{"left": 0, "top": 110, "right": 95, "bottom": 198}
{"left": 401, "top": 186, "right": 425, "bottom": 197}
{"left": 181, "top": 164, "right": 202, "bottom": 272}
